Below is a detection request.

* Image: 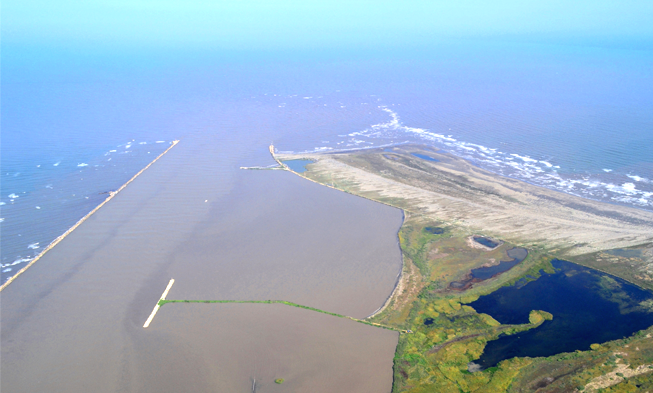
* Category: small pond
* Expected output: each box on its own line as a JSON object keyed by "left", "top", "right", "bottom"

{"left": 473, "top": 236, "right": 500, "bottom": 249}
{"left": 469, "top": 259, "right": 653, "bottom": 369}
{"left": 411, "top": 153, "right": 440, "bottom": 162}
{"left": 425, "top": 227, "right": 445, "bottom": 235}
{"left": 470, "top": 248, "right": 528, "bottom": 280}
{"left": 606, "top": 249, "right": 643, "bottom": 258}
{"left": 282, "top": 159, "right": 314, "bottom": 173}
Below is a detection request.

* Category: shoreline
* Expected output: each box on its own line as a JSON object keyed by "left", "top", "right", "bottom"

{"left": 275, "top": 145, "right": 653, "bottom": 215}
{"left": 269, "top": 145, "right": 410, "bottom": 318}
{"left": 270, "top": 143, "right": 653, "bottom": 309}
{"left": 364, "top": 209, "right": 406, "bottom": 319}
{"left": 273, "top": 144, "right": 653, "bottom": 256}
{"left": 0, "top": 140, "right": 180, "bottom": 292}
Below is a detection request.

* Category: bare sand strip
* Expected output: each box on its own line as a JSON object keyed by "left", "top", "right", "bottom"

{"left": 270, "top": 144, "right": 412, "bottom": 213}
{"left": 143, "top": 279, "right": 175, "bottom": 328}
{"left": 0, "top": 140, "right": 180, "bottom": 292}
{"left": 274, "top": 145, "right": 653, "bottom": 257}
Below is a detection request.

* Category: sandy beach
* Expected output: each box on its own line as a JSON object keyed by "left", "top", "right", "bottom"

{"left": 276, "top": 145, "right": 653, "bottom": 258}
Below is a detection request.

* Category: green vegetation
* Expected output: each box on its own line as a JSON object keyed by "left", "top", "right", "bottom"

{"left": 570, "top": 244, "right": 653, "bottom": 291}
{"left": 286, "top": 147, "right": 653, "bottom": 392}
{"left": 275, "top": 378, "right": 284, "bottom": 384}
{"left": 364, "top": 217, "right": 653, "bottom": 393}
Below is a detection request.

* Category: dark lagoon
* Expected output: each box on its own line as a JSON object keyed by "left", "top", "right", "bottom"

{"left": 469, "top": 259, "right": 653, "bottom": 369}
{"left": 473, "top": 236, "right": 500, "bottom": 249}
{"left": 424, "top": 227, "right": 445, "bottom": 235}
{"left": 470, "top": 247, "right": 528, "bottom": 280}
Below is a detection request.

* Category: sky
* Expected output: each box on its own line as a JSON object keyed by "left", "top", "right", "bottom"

{"left": 3, "top": 0, "right": 653, "bottom": 51}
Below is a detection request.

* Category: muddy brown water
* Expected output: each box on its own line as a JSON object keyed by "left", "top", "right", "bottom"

{"left": 1, "top": 135, "right": 403, "bottom": 392}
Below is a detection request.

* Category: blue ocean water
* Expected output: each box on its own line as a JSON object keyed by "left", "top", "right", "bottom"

{"left": 2, "top": 42, "right": 652, "bottom": 283}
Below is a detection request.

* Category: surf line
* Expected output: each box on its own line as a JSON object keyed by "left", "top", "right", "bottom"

{"left": 143, "top": 279, "right": 175, "bottom": 328}
{"left": 0, "top": 140, "right": 180, "bottom": 292}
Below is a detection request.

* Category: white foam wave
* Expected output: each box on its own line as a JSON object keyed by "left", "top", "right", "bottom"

{"left": 510, "top": 154, "right": 538, "bottom": 163}
{"left": 53, "top": 161, "right": 61, "bottom": 166}
{"left": 0, "top": 202, "right": 6, "bottom": 205}
{"left": 0, "top": 218, "right": 4, "bottom": 222}
{"left": 2, "top": 257, "right": 32, "bottom": 268}
{"left": 156, "top": 141, "right": 165, "bottom": 143}
{"left": 337, "top": 106, "right": 652, "bottom": 210}
{"left": 628, "top": 175, "right": 650, "bottom": 183}
{"left": 8, "top": 193, "right": 19, "bottom": 198}
{"left": 77, "top": 163, "right": 89, "bottom": 167}
{"left": 28, "top": 243, "right": 40, "bottom": 249}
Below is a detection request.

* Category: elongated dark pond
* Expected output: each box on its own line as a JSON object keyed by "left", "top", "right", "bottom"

{"left": 411, "top": 153, "right": 439, "bottom": 162}
{"left": 469, "top": 259, "right": 653, "bottom": 369}
{"left": 470, "top": 247, "right": 528, "bottom": 280}
{"left": 473, "top": 236, "right": 500, "bottom": 249}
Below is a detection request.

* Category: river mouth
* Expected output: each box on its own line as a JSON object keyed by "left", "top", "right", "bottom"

{"left": 468, "top": 259, "right": 653, "bottom": 369}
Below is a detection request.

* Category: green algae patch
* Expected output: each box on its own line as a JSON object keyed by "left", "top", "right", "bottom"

{"left": 528, "top": 310, "right": 553, "bottom": 325}
{"left": 479, "top": 313, "right": 501, "bottom": 327}
{"left": 274, "top": 378, "right": 284, "bottom": 384}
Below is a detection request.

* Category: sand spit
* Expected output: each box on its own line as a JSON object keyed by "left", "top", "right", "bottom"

{"left": 0, "top": 140, "right": 180, "bottom": 292}
{"left": 275, "top": 145, "right": 653, "bottom": 257}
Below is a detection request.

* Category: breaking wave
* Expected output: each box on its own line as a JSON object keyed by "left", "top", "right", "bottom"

{"left": 316, "top": 106, "right": 653, "bottom": 210}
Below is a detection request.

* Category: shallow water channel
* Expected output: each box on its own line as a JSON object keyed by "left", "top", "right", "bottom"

{"left": 469, "top": 259, "right": 653, "bottom": 368}
{"left": 282, "top": 159, "right": 314, "bottom": 173}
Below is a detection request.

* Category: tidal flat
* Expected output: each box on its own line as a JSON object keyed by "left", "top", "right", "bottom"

{"left": 277, "top": 144, "right": 653, "bottom": 392}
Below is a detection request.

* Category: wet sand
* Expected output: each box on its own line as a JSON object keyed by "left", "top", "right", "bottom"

{"left": 1, "top": 136, "right": 403, "bottom": 391}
